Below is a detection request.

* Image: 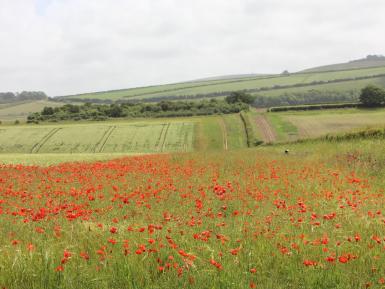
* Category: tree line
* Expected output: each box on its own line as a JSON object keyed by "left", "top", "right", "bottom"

{"left": 0, "top": 91, "right": 47, "bottom": 104}
{"left": 27, "top": 93, "right": 254, "bottom": 123}
{"left": 267, "top": 85, "right": 385, "bottom": 112}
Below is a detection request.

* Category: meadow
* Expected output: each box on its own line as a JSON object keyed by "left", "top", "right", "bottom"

{"left": 1, "top": 105, "right": 385, "bottom": 288}
{"left": 0, "top": 138, "right": 385, "bottom": 289}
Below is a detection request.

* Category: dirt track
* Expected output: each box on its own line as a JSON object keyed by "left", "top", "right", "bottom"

{"left": 255, "top": 114, "right": 277, "bottom": 143}
{"left": 219, "top": 117, "right": 228, "bottom": 150}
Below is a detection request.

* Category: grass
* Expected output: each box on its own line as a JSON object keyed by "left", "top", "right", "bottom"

{"left": 266, "top": 113, "right": 298, "bottom": 142}
{"left": 278, "top": 108, "right": 385, "bottom": 139}
{"left": 222, "top": 114, "right": 248, "bottom": 149}
{"left": 245, "top": 109, "right": 263, "bottom": 141}
{"left": 194, "top": 116, "right": 225, "bottom": 151}
{"left": 1, "top": 138, "right": 385, "bottom": 288}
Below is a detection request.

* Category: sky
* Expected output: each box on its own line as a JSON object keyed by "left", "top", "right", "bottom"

{"left": 1, "top": 0, "right": 385, "bottom": 96}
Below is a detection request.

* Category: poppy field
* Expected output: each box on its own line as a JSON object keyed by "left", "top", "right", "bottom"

{"left": 0, "top": 143, "right": 384, "bottom": 289}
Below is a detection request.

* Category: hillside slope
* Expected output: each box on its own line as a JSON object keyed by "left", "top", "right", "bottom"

{"left": 56, "top": 65, "right": 385, "bottom": 105}
{"left": 302, "top": 55, "right": 385, "bottom": 72}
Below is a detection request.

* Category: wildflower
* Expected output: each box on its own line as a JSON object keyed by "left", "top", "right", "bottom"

{"left": 303, "top": 260, "right": 317, "bottom": 266}
{"left": 55, "top": 265, "right": 64, "bottom": 272}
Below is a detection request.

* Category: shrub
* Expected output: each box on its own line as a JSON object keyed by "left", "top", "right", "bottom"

{"left": 359, "top": 85, "right": 385, "bottom": 107}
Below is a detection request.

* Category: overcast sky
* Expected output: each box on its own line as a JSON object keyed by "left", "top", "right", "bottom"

{"left": 1, "top": 0, "right": 384, "bottom": 96}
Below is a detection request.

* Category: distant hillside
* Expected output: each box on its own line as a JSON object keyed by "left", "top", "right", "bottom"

{"left": 193, "top": 74, "right": 270, "bottom": 82}
{"left": 55, "top": 65, "right": 385, "bottom": 107}
{"left": 0, "top": 91, "right": 47, "bottom": 104}
{"left": 302, "top": 55, "right": 385, "bottom": 73}
{"left": 0, "top": 100, "right": 64, "bottom": 122}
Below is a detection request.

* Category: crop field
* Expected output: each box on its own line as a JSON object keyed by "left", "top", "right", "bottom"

{"left": 61, "top": 76, "right": 269, "bottom": 101}
{"left": 0, "top": 121, "right": 195, "bottom": 155}
{"left": 0, "top": 113, "right": 257, "bottom": 160}
{"left": 0, "top": 138, "right": 385, "bottom": 289}
{"left": 61, "top": 66, "right": 385, "bottom": 102}
{"left": 2, "top": 107, "right": 385, "bottom": 160}
{"left": 267, "top": 108, "right": 385, "bottom": 140}
{"left": 0, "top": 101, "right": 64, "bottom": 122}
{"left": 258, "top": 76, "right": 385, "bottom": 97}
{"left": 222, "top": 114, "right": 248, "bottom": 149}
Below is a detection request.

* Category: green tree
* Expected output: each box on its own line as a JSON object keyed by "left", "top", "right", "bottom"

{"left": 108, "top": 104, "right": 124, "bottom": 117}
{"left": 225, "top": 91, "right": 256, "bottom": 104}
{"left": 42, "top": 106, "right": 54, "bottom": 115}
{"left": 360, "top": 85, "right": 385, "bottom": 107}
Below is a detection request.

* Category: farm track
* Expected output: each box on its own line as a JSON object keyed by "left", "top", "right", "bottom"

{"left": 182, "top": 123, "right": 190, "bottom": 152}
{"left": 31, "top": 128, "right": 61, "bottom": 153}
{"left": 155, "top": 124, "right": 167, "bottom": 151}
{"left": 219, "top": 117, "right": 228, "bottom": 150}
{"left": 255, "top": 114, "right": 277, "bottom": 143}
{"left": 159, "top": 123, "right": 171, "bottom": 152}
{"left": 96, "top": 126, "right": 116, "bottom": 153}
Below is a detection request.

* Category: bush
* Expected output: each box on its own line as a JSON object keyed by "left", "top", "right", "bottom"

{"left": 225, "top": 91, "right": 256, "bottom": 104}
{"left": 359, "top": 85, "right": 385, "bottom": 107}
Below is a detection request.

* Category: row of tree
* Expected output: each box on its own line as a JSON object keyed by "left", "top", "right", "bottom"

{"left": 0, "top": 91, "right": 47, "bottom": 103}
{"left": 253, "top": 90, "right": 358, "bottom": 107}
{"left": 28, "top": 94, "right": 251, "bottom": 123}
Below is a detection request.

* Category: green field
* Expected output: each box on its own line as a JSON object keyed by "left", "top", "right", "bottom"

{"left": 2, "top": 108, "right": 385, "bottom": 165}
{"left": 266, "top": 108, "right": 385, "bottom": 140}
{"left": 0, "top": 120, "right": 195, "bottom": 155}
{"left": 59, "top": 66, "right": 385, "bottom": 102}
{"left": 257, "top": 76, "right": 385, "bottom": 97}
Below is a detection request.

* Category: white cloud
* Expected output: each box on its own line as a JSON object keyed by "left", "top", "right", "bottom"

{"left": 0, "top": 0, "right": 384, "bottom": 96}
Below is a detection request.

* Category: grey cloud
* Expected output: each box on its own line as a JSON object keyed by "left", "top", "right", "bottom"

{"left": 0, "top": 0, "right": 384, "bottom": 96}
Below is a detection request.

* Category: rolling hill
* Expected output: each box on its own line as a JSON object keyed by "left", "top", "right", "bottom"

{"left": 55, "top": 59, "right": 385, "bottom": 106}
{"left": 0, "top": 100, "right": 64, "bottom": 122}
{"left": 301, "top": 55, "right": 385, "bottom": 72}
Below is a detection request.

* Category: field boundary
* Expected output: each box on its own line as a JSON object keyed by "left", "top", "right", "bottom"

{"left": 219, "top": 117, "right": 228, "bottom": 150}
{"left": 31, "top": 128, "right": 61, "bottom": 153}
